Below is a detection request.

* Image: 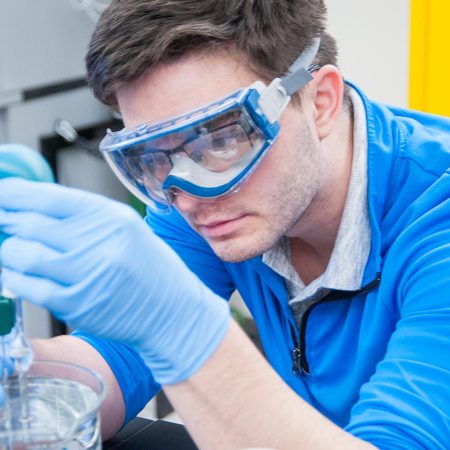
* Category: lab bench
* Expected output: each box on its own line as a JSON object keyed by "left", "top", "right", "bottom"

{"left": 104, "top": 417, "right": 198, "bottom": 449}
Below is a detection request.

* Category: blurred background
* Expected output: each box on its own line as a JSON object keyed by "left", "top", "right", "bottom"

{"left": 0, "top": 0, "right": 448, "bottom": 419}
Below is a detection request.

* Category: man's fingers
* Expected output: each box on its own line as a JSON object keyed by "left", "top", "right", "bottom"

{"left": 0, "top": 209, "right": 69, "bottom": 249}
{"left": 0, "top": 178, "right": 105, "bottom": 218}
{"left": 1, "top": 268, "right": 65, "bottom": 313}
{"left": 1, "top": 237, "right": 77, "bottom": 285}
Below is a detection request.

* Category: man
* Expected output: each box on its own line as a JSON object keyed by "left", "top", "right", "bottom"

{"left": 1, "top": 0, "right": 449, "bottom": 448}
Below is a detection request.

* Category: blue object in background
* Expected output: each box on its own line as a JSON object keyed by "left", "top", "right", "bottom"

{"left": 0, "top": 144, "right": 54, "bottom": 244}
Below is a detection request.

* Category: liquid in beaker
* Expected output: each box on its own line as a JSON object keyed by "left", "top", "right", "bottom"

{"left": 0, "top": 360, "right": 105, "bottom": 450}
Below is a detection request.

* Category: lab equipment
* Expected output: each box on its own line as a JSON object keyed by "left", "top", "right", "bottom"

{"left": 0, "top": 295, "right": 16, "bottom": 384}
{"left": 0, "top": 178, "right": 230, "bottom": 385}
{"left": 100, "top": 38, "right": 320, "bottom": 213}
{"left": 0, "top": 294, "right": 33, "bottom": 429}
{"left": 0, "top": 294, "right": 32, "bottom": 448}
{"left": 0, "top": 360, "right": 105, "bottom": 449}
{"left": 70, "top": 0, "right": 111, "bottom": 22}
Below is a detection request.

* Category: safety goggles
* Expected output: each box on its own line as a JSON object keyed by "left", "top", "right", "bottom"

{"left": 100, "top": 38, "right": 321, "bottom": 214}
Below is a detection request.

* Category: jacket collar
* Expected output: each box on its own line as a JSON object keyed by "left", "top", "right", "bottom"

{"left": 248, "top": 82, "right": 401, "bottom": 287}
{"left": 346, "top": 81, "right": 400, "bottom": 284}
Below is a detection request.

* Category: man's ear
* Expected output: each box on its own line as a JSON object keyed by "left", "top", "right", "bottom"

{"left": 307, "top": 65, "right": 345, "bottom": 141}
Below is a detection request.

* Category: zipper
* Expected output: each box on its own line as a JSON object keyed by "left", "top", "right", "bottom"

{"left": 292, "top": 345, "right": 302, "bottom": 375}
{"left": 291, "top": 273, "right": 381, "bottom": 376}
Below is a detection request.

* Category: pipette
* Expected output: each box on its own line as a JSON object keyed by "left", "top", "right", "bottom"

{"left": 0, "top": 294, "right": 34, "bottom": 424}
{"left": 10, "top": 297, "right": 34, "bottom": 424}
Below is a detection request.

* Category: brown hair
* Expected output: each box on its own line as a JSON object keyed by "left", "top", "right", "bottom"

{"left": 86, "top": 0, "right": 341, "bottom": 109}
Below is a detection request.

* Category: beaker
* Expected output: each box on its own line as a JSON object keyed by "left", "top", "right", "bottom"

{"left": 0, "top": 360, "right": 106, "bottom": 449}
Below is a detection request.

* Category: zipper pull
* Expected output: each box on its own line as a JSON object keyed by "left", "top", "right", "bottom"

{"left": 292, "top": 346, "right": 302, "bottom": 375}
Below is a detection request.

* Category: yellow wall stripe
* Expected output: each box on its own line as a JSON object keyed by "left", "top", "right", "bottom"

{"left": 409, "top": 0, "right": 450, "bottom": 116}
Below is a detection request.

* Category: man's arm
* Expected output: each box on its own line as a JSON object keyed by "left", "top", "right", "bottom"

{"left": 165, "top": 320, "right": 375, "bottom": 450}
{"left": 32, "top": 336, "right": 125, "bottom": 439}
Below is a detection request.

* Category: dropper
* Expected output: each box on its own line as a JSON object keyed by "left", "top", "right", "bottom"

{"left": 0, "top": 294, "right": 33, "bottom": 421}
{"left": 0, "top": 294, "right": 16, "bottom": 448}
{"left": 10, "top": 296, "right": 33, "bottom": 424}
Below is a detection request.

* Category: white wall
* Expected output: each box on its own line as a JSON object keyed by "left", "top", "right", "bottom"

{"left": 0, "top": 1, "right": 95, "bottom": 97}
{"left": 326, "top": 0, "right": 410, "bottom": 107}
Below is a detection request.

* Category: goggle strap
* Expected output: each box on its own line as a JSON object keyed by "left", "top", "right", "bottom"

{"left": 284, "top": 37, "right": 321, "bottom": 80}
{"left": 280, "top": 69, "right": 313, "bottom": 97}
{"left": 258, "top": 37, "right": 321, "bottom": 123}
{"left": 280, "top": 36, "right": 321, "bottom": 95}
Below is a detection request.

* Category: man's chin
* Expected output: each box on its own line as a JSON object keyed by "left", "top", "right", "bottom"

{"left": 206, "top": 235, "right": 270, "bottom": 263}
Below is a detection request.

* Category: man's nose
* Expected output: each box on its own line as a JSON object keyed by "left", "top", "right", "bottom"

{"left": 172, "top": 189, "right": 205, "bottom": 214}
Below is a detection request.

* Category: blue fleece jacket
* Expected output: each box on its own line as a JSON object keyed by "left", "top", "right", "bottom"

{"left": 74, "top": 83, "right": 450, "bottom": 449}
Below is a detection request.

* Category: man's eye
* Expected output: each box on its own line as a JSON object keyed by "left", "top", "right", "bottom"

{"left": 190, "top": 151, "right": 206, "bottom": 163}
{"left": 211, "top": 136, "right": 227, "bottom": 148}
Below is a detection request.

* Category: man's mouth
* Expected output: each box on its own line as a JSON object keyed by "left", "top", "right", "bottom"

{"left": 195, "top": 215, "right": 249, "bottom": 238}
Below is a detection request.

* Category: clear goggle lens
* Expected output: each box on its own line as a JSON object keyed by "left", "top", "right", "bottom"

{"left": 104, "top": 107, "right": 266, "bottom": 210}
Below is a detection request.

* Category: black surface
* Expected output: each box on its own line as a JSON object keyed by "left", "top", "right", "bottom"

{"left": 156, "top": 390, "right": 175, "bottom": 419}
{"left": 103, "top": 417, "right": 198, "bottom": 450}
{"left": 23, "top": 78, "right": 87, "bottom": 101}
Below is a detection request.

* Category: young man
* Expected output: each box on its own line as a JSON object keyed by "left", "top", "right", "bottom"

{"left": 1, "top": 0, "right": 450, "bottom": 448}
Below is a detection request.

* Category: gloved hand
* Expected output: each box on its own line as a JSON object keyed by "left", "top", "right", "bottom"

{"left": 0, "top": 178, "right": 230, "bottom": 385}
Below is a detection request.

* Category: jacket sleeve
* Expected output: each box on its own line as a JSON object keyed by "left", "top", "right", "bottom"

{"left": 345, "top": 177, "right": 450, "bottom": 449}
{"left": 70, "top": 330, "right": 160, "bottom": 425}
{"left": 73, "top": 207, "right": 235, "bottom": 426}
{"left": 145, "top": 207, "right": 236, "bottom": 299}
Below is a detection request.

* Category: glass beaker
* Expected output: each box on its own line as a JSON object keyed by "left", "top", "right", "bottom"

{"left": 0, "top": 360, "right": 106, "bottom": 449}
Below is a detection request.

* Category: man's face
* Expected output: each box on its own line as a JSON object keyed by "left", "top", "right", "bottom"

{"left": 117, "top": 51, "right": 326, "bottom": 262}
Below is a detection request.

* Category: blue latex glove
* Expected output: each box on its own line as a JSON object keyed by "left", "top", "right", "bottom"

{"left": 0, "top": 178, "right": 230, "bottom": 385}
